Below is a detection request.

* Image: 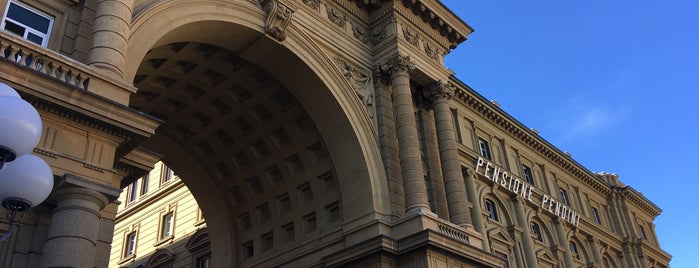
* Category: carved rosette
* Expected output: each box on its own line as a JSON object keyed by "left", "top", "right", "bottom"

{"left": 429, "top": 80, "right": 455, "bottom": 103}
{"left": 260, "top": 0, "right": 294, "bottom": 41}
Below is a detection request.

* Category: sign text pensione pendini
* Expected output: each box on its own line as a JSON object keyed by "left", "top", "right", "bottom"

{"left": 475, "top": 157, "right": 581, "bottom": 227}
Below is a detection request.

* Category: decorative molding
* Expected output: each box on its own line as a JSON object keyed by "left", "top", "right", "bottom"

{"left": 376, "top": 54, "right": 415, "bottom": 76}
{"left": 402, "top": 25, "right": 419, "bottom": 48}
{"left": 370, "top": 24, "right": 387, "bottom": 45}
{"left": 338, "top": 58, "right": 374, "bottom": 118}
{"left": 351, "top": 22, "right": 368, "bottom": 44}
{"left": 326, "top": 6, "right": 347, "bottom": 28}
{"left": 302, "top": 0, "right": 319, "bottom": 10}
{"left": 424, "top": 41, "right": 439, "bottom": 60}
{"left": 429, "top": 80, "right": 454, "bottom": 103}
{"left": 260, "top": 0, "right": 295, "bottom": 41}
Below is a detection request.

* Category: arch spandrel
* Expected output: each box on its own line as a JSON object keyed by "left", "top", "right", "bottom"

{"left": 125, "top": 1, "right": 390, "bottom": 266}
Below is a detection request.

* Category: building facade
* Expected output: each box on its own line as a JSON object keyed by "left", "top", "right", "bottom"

{"left": 0, "top": 0, "right": 670, "bottom": 267}
{"left": 109, "top": 162, "right": 210, "bottom": 268}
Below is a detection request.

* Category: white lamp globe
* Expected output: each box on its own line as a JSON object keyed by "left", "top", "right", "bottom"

{"left": 0, "top": 154, "right": 53, "bottom": 210}
{"left": 0, "top": 95, "right": 43, "bottom": 162}
{"left": 0, "top": 82, "right": 21, "bottom": 98}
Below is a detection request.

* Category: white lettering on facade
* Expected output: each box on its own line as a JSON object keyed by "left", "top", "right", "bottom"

{"left": 475, "top": 157, "right": 580, "bottom": 227}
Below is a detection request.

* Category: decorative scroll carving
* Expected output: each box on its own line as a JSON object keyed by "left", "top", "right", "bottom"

{"left": 429, "top": 80, "right": 455, "bottom": 103}
{"left": 339, "top": 59, "right": 374, "bottom": 118}
{"left": 302, "top": 0, "right": 319, "bottom": 10}
{"left": 326, "top": 6, "right": 347, "bottom": 28}
{"left": 402, "top": 25, "right": 419, "bottom": 48}
{"left": 260, "top": 0, "right": 294, "bottom": 41}
{"left": 370, "top": 24, "right": 387, "bottom": 45}
{"left": 351, "top": 22, "right": 368, "bottom": 44}
{"left": 376, "top": 54, "right": 415, "bottom": 76}
{"left": 424, "top": 41, "right": 439, "bottom": 60}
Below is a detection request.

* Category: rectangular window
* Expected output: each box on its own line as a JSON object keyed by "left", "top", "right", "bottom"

{"left": 1, "top": 1, "right": 53, "bottom": 46}
{"left": 522, "top": 165, "right": 534, "bottom": 185}
{"left": 162, "top": 165, "right": 173, "bottom": 183}
{"left": 127, "top": 181, "right": 138, "bottom": 203}
{"left": 196, "top": 253, "right": 211, "bottom": 268}
{"left": 160, "top": 212, "right": 174, "bottom": 239}
{"left": 560, "top": 188, "right": 570, "bottom": 206}
{"left": 592, "top": 207, "right": 601, "bottom": 224}
{"left": 123, "top": 231, "right": 137, "bottom": 258}
{"left": 639, "top": 225, "right": 647, "bottom": 239}
{"left": 478, "top": 138, "right": 492, "bottom": 160}
{"left": 140, "top": 174, "right": 149, "bottom": 195}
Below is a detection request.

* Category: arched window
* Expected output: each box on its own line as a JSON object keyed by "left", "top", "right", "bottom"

{"left": 569, "top": 241, "right": 580, "bottom": 260}
{"left": 530, "top": 222, "right": 542, "bottom": 241}
{"left": 485, "top": 199, "right": 499, "bottom": 221}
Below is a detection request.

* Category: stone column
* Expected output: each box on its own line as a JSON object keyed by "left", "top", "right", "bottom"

{"left": 512, "top": 196, "right": 539, "bottom": 268}
{"left": 381, "top": 54, "right": 430, "bottom": 213}
{"left": 464, "top": 169, "right": 489, "bottom": 250}
{"left": 40, "top": 174, "right": 120, "bottom": 268}
{"left": 429, "top": 81, "right": 471, "bottom": 227}
{"left": 88, "top": 0, "right": 134, "bottom": 78}
{"left": 554, "top": 218, "right": 575, "bottom": 268}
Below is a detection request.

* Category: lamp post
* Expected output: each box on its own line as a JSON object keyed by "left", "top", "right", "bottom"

{"left": 0, "top": 82, "right": 53, "bottom": 242}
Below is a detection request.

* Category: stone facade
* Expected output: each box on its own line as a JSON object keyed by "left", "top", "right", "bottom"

{"left": 0, "top": 0, "right": 670, "bottom": 267}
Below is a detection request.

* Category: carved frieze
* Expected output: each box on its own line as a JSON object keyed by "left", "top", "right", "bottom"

{"left": 423, "top": 41, "right": 439, "bottom": 60}
{"left": 351, "top": 22, "right": 368, "bottom": 44}
{"left": 402, "top": 25, "right": 419, "bottom": 48}
{"left": 260, "top": 0, "right": 295, "bottom": 41}
{"left": 370, "top": 24, "right": 387, "bottom": 45}
{"left": 326, "top": 6, "right": 347, "bottom": 28}
{"left": 302, "top": 0, "right": 320, "bottom": 10}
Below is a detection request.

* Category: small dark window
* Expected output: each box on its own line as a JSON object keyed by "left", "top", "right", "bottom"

{"left": 639, "top": 225, "right": 647, "bottom": 239}
{"left": 569, "top": 241, "right": 580, "bottom": 259}
{"left": 530, "top": 222, "right": 542, "bottom": 241}
{"left": 196, "top": 253, "right": 211, "bottom": 268}
{"left": 140, "top": 174, "right": 149, "bottom": 195}
{"left": 560, "top": 188, "right": 570, "bottom": 206}
{"left": 485, "top": 199, "right": 498, "bottom": 221}
{"left": 592, "top": 207, "right": 601, "bottom": 224}
{"left": 123, "top": 231, "right": 137, "bottom": 258}
{"left": 478, "top": 138, "right": 492, "bottom": 160}
{"left": 522, "top": 165, "right": 534, "bottom": 185}
{"left": 127, "top": 181, "right": 138, "bottom": 203}
{"left": 160, "top": 212, "right": 174, "bottom": 239}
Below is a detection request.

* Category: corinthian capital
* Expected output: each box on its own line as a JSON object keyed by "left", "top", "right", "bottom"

{"left": 376, "top": 54, "right": 415, "bottom": 76}
{"left": 429, "top": 80, "right": 455, "bottom": 102}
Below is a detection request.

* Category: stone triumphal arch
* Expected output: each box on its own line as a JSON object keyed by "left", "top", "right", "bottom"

{"left": 0, "top": 0, "right": 670, "bottom": 267}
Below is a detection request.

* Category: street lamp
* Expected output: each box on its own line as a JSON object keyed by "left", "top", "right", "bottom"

{"left": 0, "top": 82, "right": 53, "bottom": 242}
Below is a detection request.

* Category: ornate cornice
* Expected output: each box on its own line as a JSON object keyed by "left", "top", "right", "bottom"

{"left": 400, "top": 0, "right": 472, "bottom": 47}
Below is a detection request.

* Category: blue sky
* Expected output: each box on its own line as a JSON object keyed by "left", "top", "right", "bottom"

{"left": 441, "top": 1, "right": 699, "bottom": 267}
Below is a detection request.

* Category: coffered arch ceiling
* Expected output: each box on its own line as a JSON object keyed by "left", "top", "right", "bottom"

{"left": 132, "top": 42, "right": 345, "bottom": 266}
